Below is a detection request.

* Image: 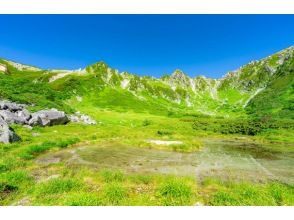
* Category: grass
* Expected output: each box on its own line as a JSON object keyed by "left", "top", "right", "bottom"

{"left": 0, "top": 49, "right": 294, "bottom": 206}
{"left": 201, "top": 179, "right": 294, "bottom": 206}
{"left": 35, "top": 178, "right": 83, "bottom": 195}
{"left": 157, "top": 177, "right": 195, "bottom": 205}
{"left": 0, "top": 107, "right": 293, "bottom": 206}
{"left": 100, "top": 170, "right": 125, "bottom": 183}
{"left": 64, "top": 193, "right": 102, "bottom": 206}
{"left": 103, "top": 183, "right": 128, "bottom": 205}
{"left": 18, "top": 138, "right": 80, "bottom": 160}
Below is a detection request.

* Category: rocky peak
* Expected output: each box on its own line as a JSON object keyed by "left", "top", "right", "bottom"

{"left": 169, "top": 69, "right": 191, "bottom": 86}
{"left": 171, "top": 69, "right": 187, "bottom": 79}
{"left": 86, "top": 61, "right": 109, "bottom": 74}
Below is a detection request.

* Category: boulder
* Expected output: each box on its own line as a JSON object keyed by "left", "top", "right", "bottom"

{"left": 16, "top": 109, "right": 31, "bottom": 121}
{"left": 0, "top": 110, "right": 27, "bottom": 125}
{"left": 0, "top": 117, "right": 21, "bottom": 143}
{"left": 0, "top": 100, "right": 24, "bottom": 112}
{"left": 29, "top": 109, "right": 69, "bottom": 127}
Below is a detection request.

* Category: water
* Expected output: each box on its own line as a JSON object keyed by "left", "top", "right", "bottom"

{"left": 36, "top": 139, "right": 294, "bottom": 184}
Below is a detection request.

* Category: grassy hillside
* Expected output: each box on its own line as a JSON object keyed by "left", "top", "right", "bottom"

{"left": 246, "top": 51, "right": 294, "bottom": 119}
{"left": 1, "top": 46, "right": 293, "bottom": 119}
{"left": 1, "top": 47, "right": 294, "bottom": 206}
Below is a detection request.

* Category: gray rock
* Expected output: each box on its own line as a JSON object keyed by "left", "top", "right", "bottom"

{"left": 0, "top": 100, "right": 24, "bottom": 112}
{"left": 69, "top": 112, "right": 96, "bottom": 125}
{"left": 0, "top": 110, "right": 27, "bottom": 125}
{"left": 16, "top": 109, "right": 31, "bottom": 121}
{"left": 0, "top": 117, "right": 21, "bottom": 143}
{"left": 29, "top": 109, "right": 69, "bottom": 127}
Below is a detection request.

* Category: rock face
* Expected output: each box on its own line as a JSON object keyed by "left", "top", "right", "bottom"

{"left": 29, "top": 109, "right": 69, "bottom": 127}
{"left": 0, "top": 117, "right": 20, "bottom": 143}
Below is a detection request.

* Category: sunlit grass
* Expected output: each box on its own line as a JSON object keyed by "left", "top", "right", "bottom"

{"left": 1, "top": 108, "right": 293, "bottom": 206}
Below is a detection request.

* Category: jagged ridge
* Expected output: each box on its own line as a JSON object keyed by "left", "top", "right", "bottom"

{"left": 0, "top": 46, "right": 293, "bottom": 118}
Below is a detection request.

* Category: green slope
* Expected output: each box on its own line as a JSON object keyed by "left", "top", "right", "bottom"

{"left": 246, "top": 51, "right": 294, "bottom": 119}
{"left": 0, "top": 46, "right": 293, "bottom": 119}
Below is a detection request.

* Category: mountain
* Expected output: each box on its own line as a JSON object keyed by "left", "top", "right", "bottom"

{"left": 0, "top": 46, "right": 293, "bottom": 119}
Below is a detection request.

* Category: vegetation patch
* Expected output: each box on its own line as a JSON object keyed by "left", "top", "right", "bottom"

{"left": 157, "top": 177, "right": 195, "bottom": 205}
{"left": 19, "top": 138, "right": 80, "bottom": 160}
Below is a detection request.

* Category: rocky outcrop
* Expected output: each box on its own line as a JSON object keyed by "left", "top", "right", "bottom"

{"left": 0, "top": 63, "right": 8, "bottom": 73}
{"left": 28, "top": 109, "right": 69, "bottom": 127}
{"left": 69, "top": 112, "right": 96, "bottom": 125}
{"left": 0, "top": 100, "right": 70, "bottom": 143}
{"left": 0, "top": 100, "right": 25, "bottom": 112}
{"left": 0, "top": 110, "right": 28, "bottom": 125}
{"left": 0, "top": 117, "right": 20, "bottom": 143}
{"left": 0, "top": 101, "right": 30, "bottom": 125}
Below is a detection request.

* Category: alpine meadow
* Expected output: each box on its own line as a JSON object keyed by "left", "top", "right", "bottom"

{"left": 0, "top": 44, "right": 294, "bottom": 206}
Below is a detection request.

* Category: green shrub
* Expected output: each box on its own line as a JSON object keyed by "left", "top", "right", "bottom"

{"left": 192, "top": 117, "right": 294, "bottom": 136}
{"left": 0, "top": 183, "right": 18, "bottom": 194}
{"left": 142, "top": 119, "right": 152, "bottom": 126}
{"left": 157, "top": 130, "right": 173, "bottom": 136}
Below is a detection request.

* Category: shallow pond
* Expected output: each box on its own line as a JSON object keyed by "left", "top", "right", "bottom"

{"left": 36, "top": 139, "right": 294, "bottom": 184}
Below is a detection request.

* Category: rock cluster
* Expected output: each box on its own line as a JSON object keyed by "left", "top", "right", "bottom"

{"left": 0, "top": 100, "right": 69, "bottom": 143}
{"left": 69, "top": 112, "right": 96, "bottom": 125}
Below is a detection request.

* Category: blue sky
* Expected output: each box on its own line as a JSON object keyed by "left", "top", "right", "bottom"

{"left": 0, "top": 15, "right": 293, "bottom": 78}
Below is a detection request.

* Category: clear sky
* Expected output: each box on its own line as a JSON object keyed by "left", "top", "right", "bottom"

{"left": 0, "top": 15, "right": 293, "bottom": 78}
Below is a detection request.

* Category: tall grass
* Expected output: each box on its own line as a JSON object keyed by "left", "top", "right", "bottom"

{"left": 208, "top": 181, "right": 294, "bottom": 206}
{"left": 19, "top": 138, "right": 80, "bottom": 159}
{"left": 157, "top": 177, "right": 195, "bottom": 205}
{"left": 103, "top": 183, "right": 128, "bottom": 205}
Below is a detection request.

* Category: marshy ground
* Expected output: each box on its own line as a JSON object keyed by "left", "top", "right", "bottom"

{"left": 1, "top": 108, "right": 294, "bottom": 205}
